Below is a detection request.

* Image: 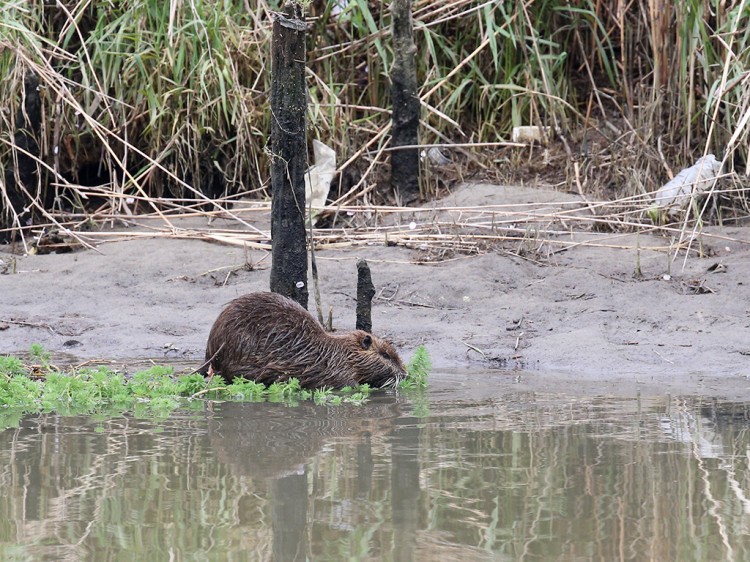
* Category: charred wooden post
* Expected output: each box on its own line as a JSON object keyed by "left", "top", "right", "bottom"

{"left": 356, "top": 259, "right": 376, "bottom": 332}
{"left": 390, "top": 0, "right": 420, "bottom": 204}
{"left": 269, "top": 1, "right": 309, "bottom": 308}
{"left": 2, "top": 74, "right": 42, "bottom": 241}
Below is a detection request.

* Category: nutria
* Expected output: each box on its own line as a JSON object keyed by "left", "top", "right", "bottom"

{"left": 202, "top": 292, "right": 406, "bottom": 389}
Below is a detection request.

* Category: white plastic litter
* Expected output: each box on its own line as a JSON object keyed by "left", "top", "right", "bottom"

{"left": 421, "top": 146, "right": 451, "bottom": 165}
{"left": 511, "top": 126, "right": 551, "bottom": 144}
{"left": 304, "top": 140, "right": 336, "bottom": 223}
{"left": 653, "top": 154, "right": 722, "bottom": 216}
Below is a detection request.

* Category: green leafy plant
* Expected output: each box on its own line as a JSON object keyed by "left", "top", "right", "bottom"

{"left": 224, "top": 378, "right": 269, "bottom": 401}
{"left": 401, "top": 345, "right": 431, "bottom": 389}
{"left": 0, "top": 356, "right": 26, "bottom": 377}
{"left": 29, "top": 343, "right": 51, "bottom": 368}
{"left": 0, "top": 346, "right": 384, "bottom": 428}
{"left": 0, "top": 373, "right": 42, "bottom": 410}
{"left": 177, "top": 372, "right": 210, "bottom": 396}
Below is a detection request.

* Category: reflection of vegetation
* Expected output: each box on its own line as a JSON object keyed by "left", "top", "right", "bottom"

{"left": 254, "top": 396, "right": 750, "bottom": 560}
{"left": 413, "top": 396, "right": 750, "bottom": 560}
{"left": 1, "top": 393, "right": 750, "bottom": 558}
{"left": 0, "top": 346, "right": 378, "bottom": 427}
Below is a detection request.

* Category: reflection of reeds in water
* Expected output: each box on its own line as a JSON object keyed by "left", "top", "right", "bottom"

{"left": 417, "top": 395, "right": 750, "bottom": 560}
{"left": 0, "top": 412, "right": 274, "bottom": 559}
{"left": 1, "top": 396, "right": 750, "bottom": 559}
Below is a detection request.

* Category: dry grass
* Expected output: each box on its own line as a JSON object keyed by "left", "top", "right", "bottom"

{"left": 1, "top": 0, "right": 749, "bottom": 254}
{"left": 12, "top": 177, "right": 750, "bottom": 268}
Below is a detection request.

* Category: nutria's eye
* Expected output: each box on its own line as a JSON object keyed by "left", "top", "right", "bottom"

{"left": 380, "top": 351, "right": 391, "bottom": 361}
{"left": 362, "top": 334, "right": 373, "bottom": 350}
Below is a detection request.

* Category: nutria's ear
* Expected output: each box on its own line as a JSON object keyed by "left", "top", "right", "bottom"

{"left": 361, "top": 334, "right": 373, "bottom": 350}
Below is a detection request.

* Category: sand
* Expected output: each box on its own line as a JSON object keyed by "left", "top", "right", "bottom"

{"left": 2, "top": 183, "right": 749, "bottom": 400}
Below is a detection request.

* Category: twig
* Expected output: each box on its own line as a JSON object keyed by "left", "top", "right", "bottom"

{"left": 186, "top": 343, "right": 224, "bottom": 377}
{"left": 462, "top": 341, "right": 486, "bottom": 359}
{"left": 190, "top": 386, "right": 228, "bottom": 400}
{"left": 0, "top": 318, "right": 61, "bottom": 335}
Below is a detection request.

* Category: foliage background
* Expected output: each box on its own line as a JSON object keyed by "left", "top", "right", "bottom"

{"left": 1, "top": 0, "right": 748, "bottom": 229}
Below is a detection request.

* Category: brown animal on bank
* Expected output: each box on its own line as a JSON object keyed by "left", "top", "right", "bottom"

{"left": 202, "top": 292, "right": 406, "bottom": 389}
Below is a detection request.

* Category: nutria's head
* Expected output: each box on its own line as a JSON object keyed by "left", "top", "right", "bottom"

{"left": 337, "top": 330, "right": 407, "bottom": 388}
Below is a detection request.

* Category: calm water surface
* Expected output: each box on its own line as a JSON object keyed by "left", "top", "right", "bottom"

{"left": 1, "top": 372, "right": 750, "bottom": 561}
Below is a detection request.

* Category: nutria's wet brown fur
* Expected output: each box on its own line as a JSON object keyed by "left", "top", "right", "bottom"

{"left": 202, "top": 292, "right": 406, "bottom": 389}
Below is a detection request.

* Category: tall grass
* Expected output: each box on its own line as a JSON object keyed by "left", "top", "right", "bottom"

{"left": 1, "top": 0, "right": 748, "bottom": 238}
{"left": 0, "top": 0, "right": 269, "bottom": 219}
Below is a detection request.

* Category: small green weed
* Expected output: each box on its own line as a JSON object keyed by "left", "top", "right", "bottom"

{"left": 224, "top": 378, "right": 268, "bottom": 401}
{"left": 401, "top": 345, "right": 431, "bottom": 389}
{"left": 0, "top": 356, "right": 26, "bottom": 377}
{"left": 0, "top": 374, "right": 42, "bottom": 410}
{"left": 29, "top": 343, "right": 51, "bottom": 367}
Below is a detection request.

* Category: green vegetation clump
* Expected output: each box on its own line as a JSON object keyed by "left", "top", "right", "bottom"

{"left": 401, "top": 345, "right": 431, "bottom": 389}
{"left": 219, "top": 376, "right": 371, "bottom": 407}
{"left": 0, "top": 345, "right": 422, "bottom": 428}
{"left": 0, "top": 362, "right": 193, "bottom": 424}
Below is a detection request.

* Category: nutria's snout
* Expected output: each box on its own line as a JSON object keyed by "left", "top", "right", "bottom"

{"left": 202, "top": 292, "right": 406, "bottom": 390}
{"left": 342, "top": 330, "right": 407, "bottom": 389}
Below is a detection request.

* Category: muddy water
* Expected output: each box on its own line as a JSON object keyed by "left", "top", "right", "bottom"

{"left": 1, "top": 373, "right": 750, "bottom": 561}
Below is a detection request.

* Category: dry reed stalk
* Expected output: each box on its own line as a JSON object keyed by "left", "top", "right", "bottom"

{"left": 29, "top": 189, "right": 743, "bottom": 265}
{"left": 330, "top": 124, "right": 392, "bottom": 206}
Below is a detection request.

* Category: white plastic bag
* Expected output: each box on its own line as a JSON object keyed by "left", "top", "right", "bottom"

{"left": 304, "top": 140, "right": 336, "bottom": 223}
{"left": 653, "top": 154, "right": 722, "bottom": 216}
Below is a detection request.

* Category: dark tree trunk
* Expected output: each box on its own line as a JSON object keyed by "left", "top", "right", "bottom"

{"left": 356, "top": 259, "right": 375, "bottom": 332}
{"left": 269, "top": 1, "right": 309, "bottom": 308}
{"left": 390, "top": 0, "right": 420, "bottom": 204}
{"left": 2, "top": 74, "right": 42, "bottom": 241}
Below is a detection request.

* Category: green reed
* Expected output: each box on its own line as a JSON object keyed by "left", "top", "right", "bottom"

{"left": 1, "top": 0, "right": 747, "bottom": 226}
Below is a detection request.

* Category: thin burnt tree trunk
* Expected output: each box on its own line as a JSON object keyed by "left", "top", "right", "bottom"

{"left": 356, "top": 259, "right": 375, "bottom": 332}
{"left": 2, "top": 74, "right": 42, "bottom": 241}
{"left": 390, "top": 0, "right": 420, "bottom": 204}
{"left": 269, "top": 1, "right": 309, "bottom": 308}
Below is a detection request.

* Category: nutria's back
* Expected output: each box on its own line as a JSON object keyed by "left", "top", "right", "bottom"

{"left": 203, "top": 292, "right": 406, "bottom": 389}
